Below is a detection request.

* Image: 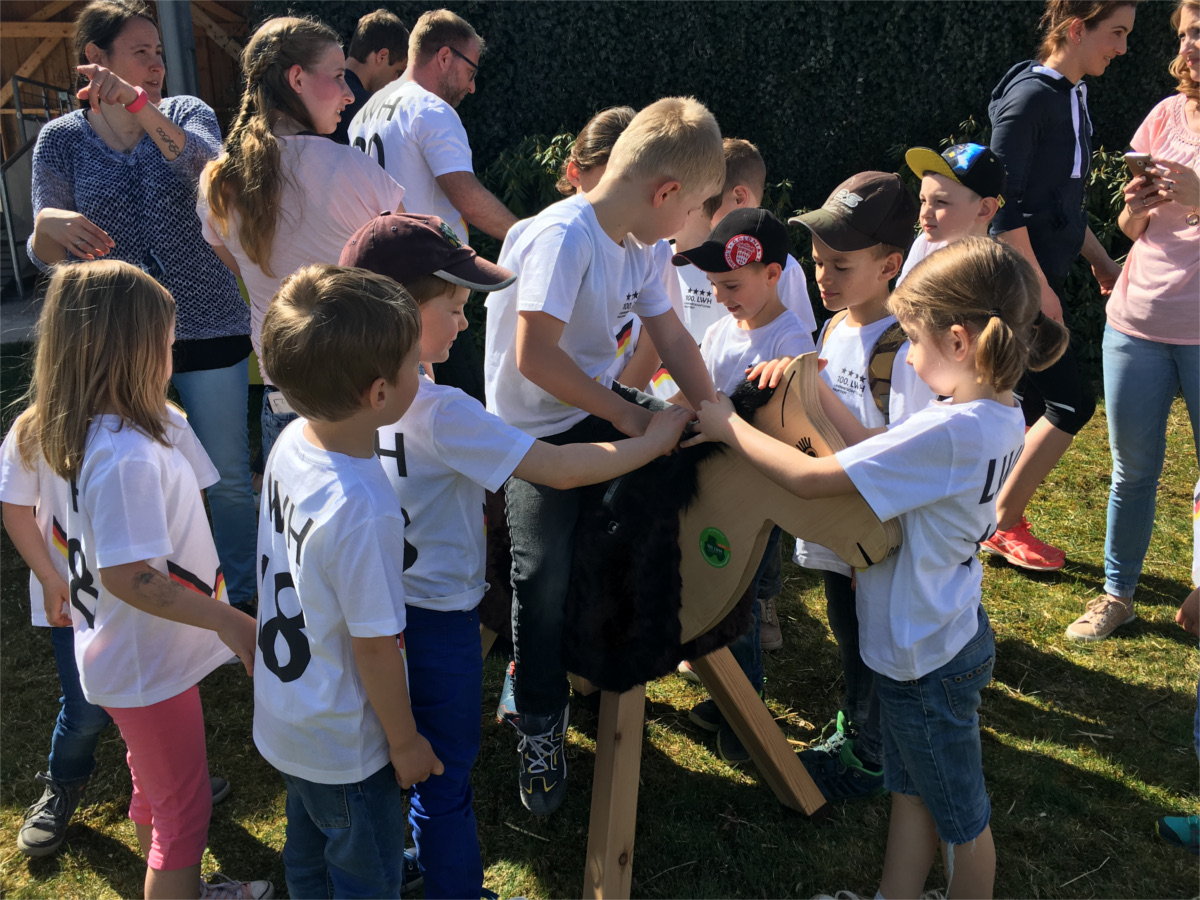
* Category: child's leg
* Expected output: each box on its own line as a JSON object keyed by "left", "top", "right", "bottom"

{"left": 822, "top": 572, "right": 881, "bottom": 764}
{"left": 405, "top": 606, "right": 485, "bottom": 899}
{"left": 942, "top": 825, "right": 996, "bottom": 900}
{"left": 879, "top": 793, "right": 939, "bottom": 899}
{"left": 280, "top": 765, "right": 407, "bottom": 900}
{"left": 106, "top": 686, "right": 211, "bottom": 900}
{"left": 47, "top": 625, "right": 111, "bottom": 786}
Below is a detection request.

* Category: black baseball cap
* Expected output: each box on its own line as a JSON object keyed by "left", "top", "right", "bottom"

{"left": 340, "top": 212, "right": 516, "bottom": 291}
{"left": 789, "top": 172, "right": 918, "bottom": 253}
{"left": 671, "top": 207, "right": 789, "bottom": 273}
{"left": 905, "top": 144, "right": 1007, "bottom": 207}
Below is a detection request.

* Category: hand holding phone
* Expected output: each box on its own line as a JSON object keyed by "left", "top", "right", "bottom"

{"left": 1123, "top": 152, "right": 1154, "bottom": 179}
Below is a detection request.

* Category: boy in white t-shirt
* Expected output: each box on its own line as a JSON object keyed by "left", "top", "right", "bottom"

{"left": 787, "top": 171, "right": 934, "bottom": 802}
{"left": 254, "top": 264, "right": 441, "bottom": 900}
{"left": 668, "top": 207, "right": 813, "bottom": 761}
{"left": 340, "top": 211, "right": 692, "bottom": 896}
{"left": 898, "top": 143, "right": 1007, "bottom": 286}
{"left": 483, "top": 97, "right": 724, "bottom": 816}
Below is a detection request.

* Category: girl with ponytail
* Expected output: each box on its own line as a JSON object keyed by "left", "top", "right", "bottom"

{"left": 692, "top": 236, "right": 1067, "bottom": 900}
{"left": 199, "top": 15, "right": 406, "bottom": 459}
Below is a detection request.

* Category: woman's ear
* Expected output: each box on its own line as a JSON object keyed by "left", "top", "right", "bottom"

{"left": 565, "top": 159, "right": 583, "bottom": 191}
{"left": 84, "top": 42, "right": 104, "bottom": 65}
{"left": 286, "top": 63, "right": 305, "bottom": 94}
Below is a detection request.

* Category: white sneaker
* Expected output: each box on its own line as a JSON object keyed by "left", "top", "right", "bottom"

{"left": 200, "top": 873, "right": 274, "bottom": 900}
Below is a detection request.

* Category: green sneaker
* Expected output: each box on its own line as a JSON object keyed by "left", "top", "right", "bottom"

{"left": 1156, "top": 814, "right": 1200, "bottom": 855}
{"left": 798, "top": 712, "right": 885, "bottom": 801}
{"left": 798, "top": 711, "right": 854, "bottom": 765}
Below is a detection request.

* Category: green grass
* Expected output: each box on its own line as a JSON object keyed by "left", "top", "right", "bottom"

{"left": 1, "top": 342, "right": 1196, "bottom": 898}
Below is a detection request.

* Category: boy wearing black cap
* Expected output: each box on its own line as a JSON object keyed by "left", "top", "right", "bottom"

{"left": 900, "top": 143, "right": 1008, "bottom": 285}
{"left": 670, "top": 208, "right": 814, "bottom": 761}
{"left": 337, "top": 214, "right": 690, "bottom": 893}
{"left": 786, "top": 172, "right": 936, "bottom": 802}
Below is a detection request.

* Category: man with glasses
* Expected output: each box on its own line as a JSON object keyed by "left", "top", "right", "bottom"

{"left": 349, "top": 8, "right": 517, "bottom": 246}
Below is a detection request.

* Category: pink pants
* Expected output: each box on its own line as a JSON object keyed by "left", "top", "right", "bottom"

{"left": 105, "top": 685, "right": 211, "bottom": 870}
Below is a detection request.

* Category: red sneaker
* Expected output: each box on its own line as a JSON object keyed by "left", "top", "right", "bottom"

{"left": 980, "top": 516, "right": 1065, "bottom": 571}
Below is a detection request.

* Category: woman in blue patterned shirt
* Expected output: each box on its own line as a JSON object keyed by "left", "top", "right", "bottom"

{"left": 27, "top": 0, "right": 257, "bottom": 620}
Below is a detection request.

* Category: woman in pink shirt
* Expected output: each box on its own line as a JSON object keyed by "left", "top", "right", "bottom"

{"left": 1098, "top": 0, "right": 1200, "bottom": 636}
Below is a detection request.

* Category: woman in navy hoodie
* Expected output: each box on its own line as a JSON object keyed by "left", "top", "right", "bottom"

{"left": 982, "top": 1, "right": 1133, "bottom": 586}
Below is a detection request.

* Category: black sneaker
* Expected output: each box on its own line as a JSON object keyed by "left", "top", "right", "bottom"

{"left": 400, "top": 848, "right": 423, "bottom": 895}
{"left": 210, "top": 776, "right": 231, "bottom": 805}
{"left": 687, "top": 698, "right": 721, "bottom": 733}
{"left": 17, "top": 772, "right": 83, "bottom": 857}
{"left": 800, "top": 740, "right": 885, "bottom": 801}
{"left": 716, "top": 719, "right": 750, "bottom": 764}
{"left": 516, "top": 704, "right": 569, "bottom": 816}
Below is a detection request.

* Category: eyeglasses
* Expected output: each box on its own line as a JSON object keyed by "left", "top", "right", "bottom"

{"left": 446, "top": 45, "right": 478, "bottom": 81}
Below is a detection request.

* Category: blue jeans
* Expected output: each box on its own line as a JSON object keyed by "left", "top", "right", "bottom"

{"left": 1102, "top": 325, "right": 1200, "bottom": 599}
{"left": 260, "top": 386, "right": 300, "bottom": 466}
{"left": 281, "top": 763, "right": 408, "bottom": 900}
{"left": 876, "top": 607, "right": 994, "bottom": 846}
{"left": 405, "top": 605, "right": 484, "bottom": 900}
{"left": 48, "top": 626, "right": 111, "bottom": 787}
{"left": 172, "top": 360, "right": 257, "bottom": 606}
{"left": 721, "top": 526, "right": 782, "bottom": 696}
{"left": 824, "top": 570, "right": 881, "bottom": 767}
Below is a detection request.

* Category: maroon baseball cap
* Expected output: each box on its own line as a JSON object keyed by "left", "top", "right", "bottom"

{"left": 789, "top": 172, "right": 918, "bottom": 253}
{"left": 339, "top": 213, "right": 516, "bottom": 291}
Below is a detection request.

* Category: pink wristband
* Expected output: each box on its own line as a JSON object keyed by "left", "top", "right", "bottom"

{"left": 124, "top": 86, "right": 149, "bottom": 114}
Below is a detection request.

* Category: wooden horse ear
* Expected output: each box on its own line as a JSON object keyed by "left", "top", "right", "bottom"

{"left": 676, "top": 353, "right": 901, "bottom": 643}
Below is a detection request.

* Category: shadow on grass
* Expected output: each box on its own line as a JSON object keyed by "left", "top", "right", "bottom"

{"left": 20, "top": 826, "right": 146, "bottom": 899}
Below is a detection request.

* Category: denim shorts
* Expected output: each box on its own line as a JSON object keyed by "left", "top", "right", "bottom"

{"left": 875, "top": 606, "right": 994, "bottom": 845}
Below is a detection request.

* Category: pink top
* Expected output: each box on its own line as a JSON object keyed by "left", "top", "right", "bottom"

{"left": 1106, "top": 95, "right": 1200, "bottom": 345}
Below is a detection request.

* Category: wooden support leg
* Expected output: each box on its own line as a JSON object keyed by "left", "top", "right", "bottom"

{"left": 583, "top": 686, "right": 646, "bottom": 899}
{"left": 480, "top": 624, "right": 498, "bottom": 662}
{"left": 690, "top": 647, "right": 831, "bottom": 821}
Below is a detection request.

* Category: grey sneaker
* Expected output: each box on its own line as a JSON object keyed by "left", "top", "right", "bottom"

{"left": 759, "top": 595, "right": 783, "bottom": 651}
{"left": 516, "top": 704, "right": 569, "bottom": 816}
{"left": 199, "top": 872, "right": 274, "bottom": 899}
{"left": 210, "top": 775, "right": 231, "bottom": 805}
{"left": 17, "top": 772, "right": 83, "bottom": 857}
{"left": 1065, "top": 596, "right": 1135, "bottom": 642}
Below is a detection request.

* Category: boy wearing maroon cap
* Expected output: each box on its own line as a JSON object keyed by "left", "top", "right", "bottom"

{"left": 785, "top": 172, "right": 937, "bottom": 802}
{"left": 338, "top": 214, "right": 691, "bottom": 896}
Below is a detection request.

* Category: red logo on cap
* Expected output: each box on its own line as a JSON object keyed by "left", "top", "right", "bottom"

{"left": 724, "top": 235, "right": 763, "bottom": 269}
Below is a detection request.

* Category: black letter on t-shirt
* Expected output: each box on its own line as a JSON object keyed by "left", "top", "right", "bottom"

{"left": 375, "top": 432, "right": 407, "bottom": 477}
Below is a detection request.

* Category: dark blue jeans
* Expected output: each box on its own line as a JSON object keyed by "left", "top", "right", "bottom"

{"left": 505, "top": 385, "right": 665, "bottom": 715}
{"left": 281, "top": 763, "right": 408, "bottom": 899}
{"left": 405, "top": 605, "right": 484, "bottom": 900}
{"left": 722, "top": 526, "right": 782, "bottom": 695}
{"left": 823, "top": 570, "right": 881, "bottom": 768}
{"left": 48, "top": 626, "right": 111, "bottom": 787}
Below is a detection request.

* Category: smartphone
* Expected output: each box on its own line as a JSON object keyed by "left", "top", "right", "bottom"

{"left": 1124, "top": 152, "right": 1154, "bottom": 178}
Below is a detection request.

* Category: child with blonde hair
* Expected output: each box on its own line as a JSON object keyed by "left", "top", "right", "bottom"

{"left": 696, "top": 237, "right": 1068, "bottom": 899}
{"left": 9, "top": 260, "right": 266, "bottom": 900}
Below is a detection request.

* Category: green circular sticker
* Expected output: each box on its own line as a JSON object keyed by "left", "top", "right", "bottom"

{"left": 699, "top": 527, "right": 732, "bottom": 568}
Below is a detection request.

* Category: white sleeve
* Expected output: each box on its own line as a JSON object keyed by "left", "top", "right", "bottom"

{"left": 656, "top": 240, "right": 685, "bottom": 317}
{"left": 887, "top": 343, "right": 937, "bottom": 427}
{"left": 326, "top": 516, "right": 408, "bottom": 638}
{"left": 775, "top": 319, "right": 816, "bottom": 358}
{"left": 413, "top": 106, "right": 473, "bottom": 178}
{"left": 837, "top": 412, "right": 953, "bottom": 522}
{"left": 631, "top": 247, "right": 672, "bottom": 319}
{"left": 779, "top": 256, "right": 817, "bottom": 336}
{"left": 432, "top": 393, "right": 536, "bottom": 492}
{"left": 84, "top": 451, "right": 174, "bottom": 569}
{"left": 515, "top": 224, "right": 588, "bottom": 322}
{"left": 0, "top": 431, "right": 40, "bottom": 506}
{"left": 166, "top": 410, "right": 219, "bottom": 490}
{"left": 351, "top": 152, "right": 407, "bottom": 219}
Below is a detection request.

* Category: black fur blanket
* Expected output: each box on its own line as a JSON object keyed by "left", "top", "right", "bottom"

{"left": 480, "top": 381, "right": 776, "bottom": 693}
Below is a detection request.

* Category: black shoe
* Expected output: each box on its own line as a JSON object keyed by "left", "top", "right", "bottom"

{"left": 687, "top": 698, "right": 721, "bottom": 733}
{"left": 516, "top": 704, "right": 569, "bottom": 816}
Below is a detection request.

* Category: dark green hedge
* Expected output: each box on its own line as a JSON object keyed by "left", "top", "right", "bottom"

{"left": 251, "top": 0, "right": 1180, "bottom": 212}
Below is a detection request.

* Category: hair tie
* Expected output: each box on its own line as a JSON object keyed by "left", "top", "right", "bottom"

{"left": 988, "top": 308, "right": 1002, "bottom": 320}
{"left": 1033, "top": 311, "right": 1046, "bottom": 326}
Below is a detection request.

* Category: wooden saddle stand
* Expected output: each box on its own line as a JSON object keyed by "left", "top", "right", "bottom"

{"left": 482, "top": 353, "right": 902, "bottom": 898}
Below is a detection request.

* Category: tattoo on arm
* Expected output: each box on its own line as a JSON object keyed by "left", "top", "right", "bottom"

{"left": 155, "top": 127, "right": 181, "bottom": 158}
{"left": 134, "top": 567, "right": 179, "bottom": 608}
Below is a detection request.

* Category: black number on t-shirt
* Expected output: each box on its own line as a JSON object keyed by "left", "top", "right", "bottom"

{"left": 401, "top": 508, "right": 417, "bottom": 571}
{"left": 66, "top": 538, "right": 98, "bottom": 629}
{"left": 257, "top": 558, "right": 311, "bottom": 683}
{"left": 353, "top": 132, "right": 387, "bottom": 169}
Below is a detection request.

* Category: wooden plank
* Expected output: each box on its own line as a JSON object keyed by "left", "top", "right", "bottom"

{"left": 0, "top": 36, "right": 62, "bottom": 108}
{"left": 690, "top": 648, "right": 832, "bottom": 820}
{"left": 190, "top": 3, "right": 241, "bottom": 61}
{"left": 1, "top": 22, "right": 74, "bottom": 38}
{"left": 583, "top": 687, "right": 646, "bottom": 900}
{"left": 192, "top": 0, "right": 241, "bottom": 23}
{"left": 26, "top": 1, "right": 75, "bottom": 22}
{"left": 480, "top": 625, "right": 498, "bottom": 662}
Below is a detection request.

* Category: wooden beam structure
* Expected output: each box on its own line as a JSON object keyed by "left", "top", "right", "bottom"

{"left": 26, "top": 1, "right": 76, "bottom": 23}
{"left": 0, "top": 22, "right": 75, "bottom": 38}
{"left": 190, "top": 3, "right": 241, "bottom": 61}
{"left": 0, "top": 36, "right": 64, "bottom": 109}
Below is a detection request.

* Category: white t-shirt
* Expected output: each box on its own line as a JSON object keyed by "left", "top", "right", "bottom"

{"left": 897, "top": 234, "right": 947, "bottom": 285}
{"left": 701, "top": 309, "right": 815, "bottom": 396}
{"left": 254, "top": 420, "right": 410, "bottom": 784}
{"left": 0, "top": 409, "right": 217, "bottom": 628}
{"left": 484, "top": 194, "right": 673, "bottom": 437}
{"left": 349, "top": 79, "right": 472, "bottom": 245}
{"left": 64, "top": 415, "right": 230, "bottom": 708}
{"left": 612, "top": 240, "right": 683, "bottom": 389}
{"left": 198, "top": 135, "right": 405, "bottom": 383}
{"left": 838, "top": 398, "right": 1026, "bottom": 681}
{"left": 794, "top": 314, "right": 937, "bottom": 575}
{"left": 677, "top": 254, "right": 816, "bottom": 345}
{"left": 377, "top": 376, "right": 534, "bottom": 612}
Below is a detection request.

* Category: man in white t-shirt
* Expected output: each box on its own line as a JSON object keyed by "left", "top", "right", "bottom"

{"left": 349, "top": 9, "right": 516, "bottom": 246}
